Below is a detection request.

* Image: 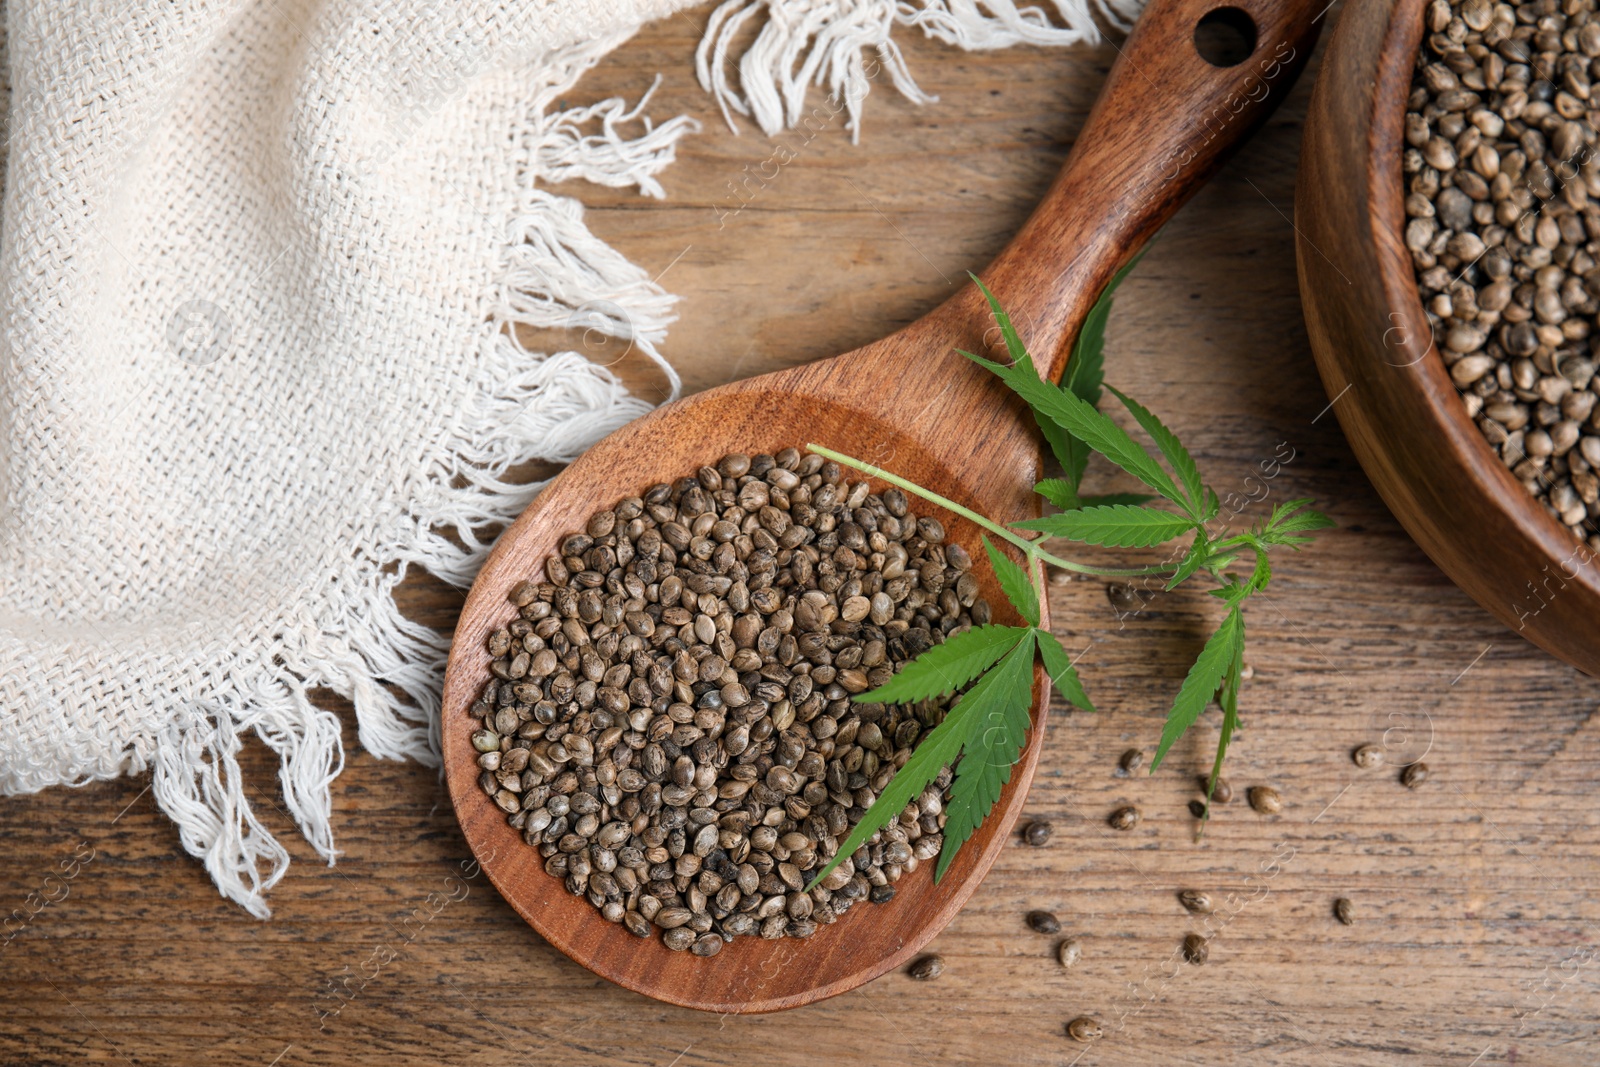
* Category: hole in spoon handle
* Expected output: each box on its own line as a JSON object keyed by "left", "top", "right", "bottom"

{"left": 1196, "top": 7, "right": 1261, "bottom": 66}
{"left": 978, "top": 0, "right": 1324, "bottom": 383}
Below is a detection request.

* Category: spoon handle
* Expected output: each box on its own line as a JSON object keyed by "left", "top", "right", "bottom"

{"left": 975, "top": 0, "right": 1324, "bottom": 382}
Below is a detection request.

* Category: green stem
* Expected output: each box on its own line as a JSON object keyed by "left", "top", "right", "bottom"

{"left": 808, "top": 443, "right": 1177, "bottom": 580}
{"left": 806, "top": 443, "right": 1038, "bottom": 556}
{"left": 1029, "top": 552, "right": 1048, "bottom": 624}
{"left": 1025, "top": 546, "right": 1173, "bottom": 579}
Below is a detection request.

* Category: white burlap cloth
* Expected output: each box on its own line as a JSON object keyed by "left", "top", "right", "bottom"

{"left": 0, "top": 0, "right": 1134, "bottom": 916}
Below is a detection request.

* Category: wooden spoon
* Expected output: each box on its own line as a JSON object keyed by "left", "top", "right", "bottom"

{"left": 1299, "top": 0, "right": 1600, "bottom": 676}
{"left": 443, "top": 0, "right": 1322, "bottom": 1014}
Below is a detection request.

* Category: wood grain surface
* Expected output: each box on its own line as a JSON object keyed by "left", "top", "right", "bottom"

{"left": 5, "top": 7, "right": 1600, "bottom": 1066}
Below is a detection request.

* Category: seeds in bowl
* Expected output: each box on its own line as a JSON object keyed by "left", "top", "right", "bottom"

{"left": 1404, "top": 0, "right": 1600, "bottom": 551}
{"left": 465, "top": 448, "right": 994, "bottom": 951}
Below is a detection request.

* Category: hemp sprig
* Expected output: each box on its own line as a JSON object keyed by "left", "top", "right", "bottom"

{"left": 805, "top": 265, "right": 1332, "bottom": 890}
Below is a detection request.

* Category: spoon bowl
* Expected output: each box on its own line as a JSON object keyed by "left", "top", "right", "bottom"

{"left": 443, "top": 0, "right": 1322, "bottom": 1013}
{"left": 443, "top": 379, "right": 1050, "bottom": 1014}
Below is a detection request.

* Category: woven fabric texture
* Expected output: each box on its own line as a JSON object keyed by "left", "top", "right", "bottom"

{"left": 0, "top": 0, "right": 1122, "bottom": 915}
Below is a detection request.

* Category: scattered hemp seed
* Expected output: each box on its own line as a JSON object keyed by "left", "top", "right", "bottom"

{"left": 1057, "top": 937, "right": 1083, "bottom": 967}
{"left": 1178, "top": 889, "right": 1214, "bottom": 915}
{"left": 1402, "top": 761, "right": 1430, "bottom": 789}
{"left": 1106, "top": 583, "right": 1141, "bottom": 611}
{"left": 1334, "top": 897, "right": 1355, "bottom": 926}
{"left": 1182, "top": 932, "right": 1210, "bottom": 965}
{"left": 1022, "top": 820, "right": 1054, "bottom": 847}
{"left": 908, "top": 954, "right": 945, "bottom": 980}
{"left": 1248, "top": 785, "right": 1283, "bottom": 814}
{"left": 1109, "top": 806, "right": 1141, "bottom": 831}
{"left": 1352, "top": 743, "right": 1384, "bottom": 770}
{"left": 1027, "top": 910, "right": 1063, "bottom": 935}
{"left": 1066, "top": 1017, "right": 1104, "bottom": 1043}
{"left": 1119, "top": 748, "right": 1147, "bottom": 775}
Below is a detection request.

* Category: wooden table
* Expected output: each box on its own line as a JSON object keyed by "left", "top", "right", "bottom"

{"left": 5, "top": 12, "right": 1600, "bottom": 1066}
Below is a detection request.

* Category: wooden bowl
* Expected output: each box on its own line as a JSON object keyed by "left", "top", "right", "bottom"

{"left": 1298, "top": 0, "right": 1600, "bottom": 674}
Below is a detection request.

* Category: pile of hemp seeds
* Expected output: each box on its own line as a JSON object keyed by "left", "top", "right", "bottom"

{"left": 466, "top": 447, "right": 993, "bottom": 956}
{"left": 1406, "top": 0, "right": 1600, "bottom": 551}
